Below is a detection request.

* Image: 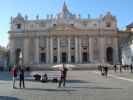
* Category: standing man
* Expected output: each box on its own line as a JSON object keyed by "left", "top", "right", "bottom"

{"left": 58, "top": 64, "right": 68, "bottom": 87}
{"left": 19, "top": 67, "right": 25, "bottom": 88}
{"left": 104, "top": 66, "right": 108, "bottom": 77}
{"left": 11, "top": 64, "right": 18, "bottom": 89}
{"left": 114, "top": 64, "right": 117, "bottom": 72}
{"left": 130, "top": 64, "right": 133, "bottom": 73}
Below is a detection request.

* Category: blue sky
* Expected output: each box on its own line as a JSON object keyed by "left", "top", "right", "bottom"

{"left": 0, "top": 0, "right": 133, "bottom": 47}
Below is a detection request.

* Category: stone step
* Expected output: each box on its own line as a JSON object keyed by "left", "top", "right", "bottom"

{"left": 28, "top": 64, "right": 113, "bottom": 71}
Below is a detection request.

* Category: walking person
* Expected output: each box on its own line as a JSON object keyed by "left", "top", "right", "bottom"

{"left": 58, "top": 64, "right": 68, "bottom": 87}
{"left": 114, "top": 64, "right": 117, "bottom": 72}
{"left": 98, "top": 65, "right": 102, "bottom": 73}
{"left": 11, "top": 64, "right": 18, "bottom": 89}
{"left": 104, "top": 66, "right": 108, "bottom": 77}
{"left": 19, "top": 67, "right": 25, "bottom": 88}
{"left": 130, "top": 64, "right": 133, "bottom": 73}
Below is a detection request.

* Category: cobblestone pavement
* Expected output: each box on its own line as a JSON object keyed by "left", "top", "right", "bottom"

{"left": 0, "top": 70, "right": 133, "bottom": 100}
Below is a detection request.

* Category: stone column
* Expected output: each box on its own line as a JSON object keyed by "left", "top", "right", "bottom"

{"left": 23, "top": 37, "right": 29, "bottom": 65}
{"left": 34, "top": 37, "right": 39, "bottom": 64}
{"left": 100, "top": 37, "right": 105, "bottom": 63}
{"left": 57, "top": 37, "right": 60, "bottom": 63}
{"left": 68, "top": 37, "right": 71, "bottom": 63}
{"left": 50, "top": 37, "right": 53, "bottom": 64}
{"left": 79, "top": 37, "right": 82, "bottom": 63}
{"left": 113, "top": 37, "right": 119, "bottom": 64}
{"left": 75, "top": 36, "right": 78, "bottom": 63}
{"left": 46, "top": 37, "right": 49, "bottom": 64}
{"left": 89, "top": 37, "right": 93, "bottom": 63}
{"left": 10, "top": 38, "right": 15, "bottom": 65}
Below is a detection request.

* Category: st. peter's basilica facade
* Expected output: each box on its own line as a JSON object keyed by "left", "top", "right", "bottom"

{"left": 8, "top": 3, "right": 119, "bottom": 66}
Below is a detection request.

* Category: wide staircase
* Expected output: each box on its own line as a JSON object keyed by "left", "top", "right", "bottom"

{"left": 28, "top": 64, "right": 113, "bottom": 71}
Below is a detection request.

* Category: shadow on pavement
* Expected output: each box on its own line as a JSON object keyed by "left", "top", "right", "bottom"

{"left": 66, "top": 79, "right": 89, "bottom": 83}
{"left": 71, "top": 86, "right": 122, "bottom": 90}
{"left": 0, "top": 96, "right": 19, "bottom": 100}
{"left": 24, "top": 87, "right": 76, "bottom": 92}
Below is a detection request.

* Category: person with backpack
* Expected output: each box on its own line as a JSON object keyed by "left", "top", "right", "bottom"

{"left": 11, "top": 64, "right": 18, "bottom": 89}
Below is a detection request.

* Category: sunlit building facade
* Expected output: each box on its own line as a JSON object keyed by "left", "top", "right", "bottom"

{"left": 8, "top": 3, "right": 119, "bottom": 66}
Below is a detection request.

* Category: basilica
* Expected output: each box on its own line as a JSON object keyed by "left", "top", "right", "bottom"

{"left": 9, "top": 2, "right": 120, "bottom": 66}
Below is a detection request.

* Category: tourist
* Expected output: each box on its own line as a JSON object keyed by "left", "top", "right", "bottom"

{"left": 114, "top": 64, "right": 117, "bottom": 72}
{"left": 19, "top": 67, "right": 25, "bottom": 88}
{"left": 58, "top": 64, "right": 68, "bottom": 87}
{"left": 98, "top": 65, "right": 102, "bottom": 73}
{"left": 104, "top": 66, "right": 108, "bottom": 77}
{"left": 11, "top": 64, "right": 18, "bottom": 89}
{"left": 130, "top": 64, "right": 133, "bottom": 73}
{"left": 120, "top": 65, "right": 122, "bottom": 73}
{"left": 41, "top": 73, "right": 48, "bottom": 82}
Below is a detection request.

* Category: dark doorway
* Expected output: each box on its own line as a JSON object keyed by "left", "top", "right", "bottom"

{"left": 53, "top": 56, "right": 57, "bottom": 63}
{"left": 71, "top": 56, "right": 75, "bottom": 63}
{"left": 40, "top": 53, "right": 46, "bottom": 63}
{"left": 106, "top": 47, "right": 113, "bottom": 64}
{"left": 62, "top": 52, "right": 67, "bottom": 63}
{"left": 15, "top": 48, "right": 21, "bottom": 65}
{"left": 82, "top": 52, "right": 88, "bottom": 63}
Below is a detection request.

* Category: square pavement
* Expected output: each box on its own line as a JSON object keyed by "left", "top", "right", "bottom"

{"left": 0, "top": 70, "right": 133, "bottom": 100}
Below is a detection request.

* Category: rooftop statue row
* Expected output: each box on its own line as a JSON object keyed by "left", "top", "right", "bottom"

{"left": 10, "top": 2, "right": 116, "bottom": 22}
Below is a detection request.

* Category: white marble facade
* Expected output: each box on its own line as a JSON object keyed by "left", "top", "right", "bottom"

{"left": 8, "top": 2, "right": 119, "bottom": 65}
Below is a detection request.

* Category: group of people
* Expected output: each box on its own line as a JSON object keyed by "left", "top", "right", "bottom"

{"left": 98, "top": 65, "right": 109, "bottom": 77}
{"left": 11, "top": 64, "right": 25, "bottom": 89}
{"left": 98, "top": 64, "right": 133, "bottom": 77}
{"left": 11, "top": 64, "right": 68, "bottom": 89}
{"left": 113, "top": 64, "right": 133, "bottom": 73}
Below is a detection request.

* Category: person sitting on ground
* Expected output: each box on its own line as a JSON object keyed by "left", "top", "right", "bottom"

{"left": 41, "top": 73, "right": 48, "bottom": 82}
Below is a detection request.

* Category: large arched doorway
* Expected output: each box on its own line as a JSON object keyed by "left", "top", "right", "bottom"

{"left": 106, "top": 47, "right": 113, "bottom": 64}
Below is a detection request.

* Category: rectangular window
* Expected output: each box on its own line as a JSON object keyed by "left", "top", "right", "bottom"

{"left": 16, "top": 24, "right": 21, "bottom": 29}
